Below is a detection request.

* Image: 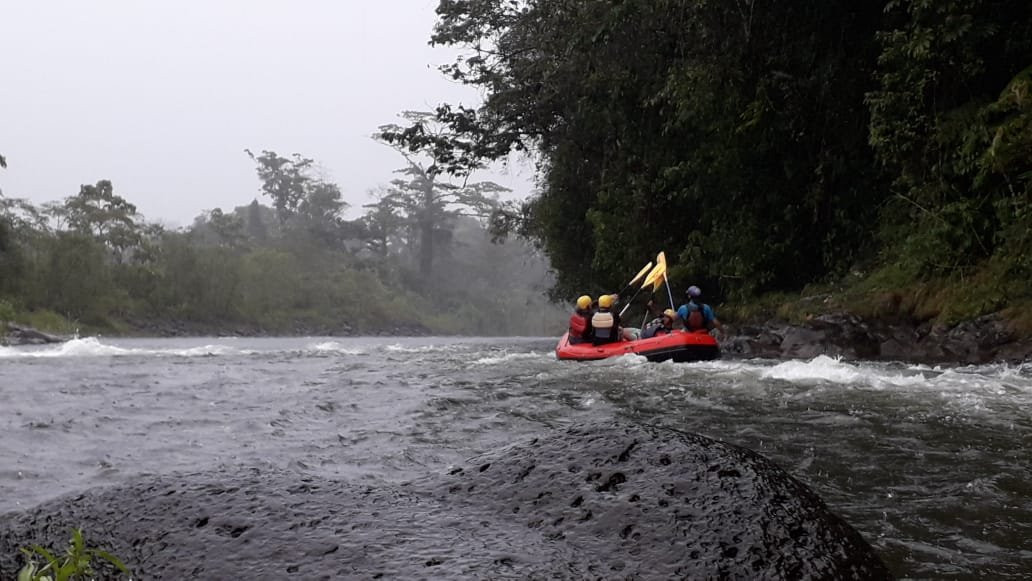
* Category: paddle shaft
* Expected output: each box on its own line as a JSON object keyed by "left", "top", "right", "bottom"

{"left": 619, "top": 261, "right": 653, "bottom": 297}
{"left": 619, "top": 286, "right": 649, "bottom": 317}
{"left": 663, "top": 273, "right": 676, "bottom": 309}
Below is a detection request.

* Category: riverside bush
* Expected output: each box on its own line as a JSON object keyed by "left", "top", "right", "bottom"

{"left": 17, "top": 528, "right": 130, "bottom": 581}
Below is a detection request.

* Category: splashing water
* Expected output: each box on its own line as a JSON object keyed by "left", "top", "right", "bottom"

{"left": 0, "top": 336, "right": 1029, "bottom": 578}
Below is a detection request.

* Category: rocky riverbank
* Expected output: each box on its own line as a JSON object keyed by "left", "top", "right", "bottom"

{"left": 724, "top": 312, "right": 1032, "bottom": 364}
{"left": 7, "top": 311, "right": 1030, "bottom": 365}
{"left": 1, "top": 323, "right": 69, "bottom": 346}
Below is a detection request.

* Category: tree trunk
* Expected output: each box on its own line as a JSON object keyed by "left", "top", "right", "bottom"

{"left": 419, "top": 219, "right": 434, "bottom": 276}
{"left": 418, "top": 178, "right": 436, "bottom": 276}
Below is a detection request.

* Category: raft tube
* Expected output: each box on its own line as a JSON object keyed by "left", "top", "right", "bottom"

{"left": 555, "top": 330, "right": 720, "bottom": 363}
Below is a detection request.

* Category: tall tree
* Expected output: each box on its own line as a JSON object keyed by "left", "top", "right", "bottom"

{"left": 361, "top": 188, "right": 406, "bottom": 257}
{"left": 244, "top": 150, "right": 314, "bottom": 222}
{"left": 193, "top": 208, "right": 247, "bottom": 249}
{"left": 63, "top": 180, "right": 142, "bottom": 259}
{"left": 245, "top": 149, "right": 349, "bottom": 245}
{"left": 430, "top": 0, "right": 889, "bottom": 298}
{"left": 374, "top": 111, "right": 507, "bottom": 275}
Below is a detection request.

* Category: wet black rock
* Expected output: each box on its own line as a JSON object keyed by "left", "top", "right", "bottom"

{"left": 724, "top": 312, "right": 1032, "bottom": 363}
{"left": 1, "top": 323, "right": 68, "bottom": 346}
{"left": 0, "top": 422, "right": 891, "bottom": 580}
{"left": 428, "top": 422, "right": 891, "bottom": 580}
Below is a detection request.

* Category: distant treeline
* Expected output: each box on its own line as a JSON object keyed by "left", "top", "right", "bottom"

{"left": 424, "top": 0, "right": 1032, "bottom": 324}
{"left": 0, "top": 153, "right": 563, "bottom": 336}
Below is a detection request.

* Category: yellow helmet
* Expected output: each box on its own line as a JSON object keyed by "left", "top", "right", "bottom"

{"left": 598, "top": 294, "right": 614, "bottom": 309}
{"left": 663, "top": 309, "right": 677, "bottom": 320}
{"left": 576, "top": 295, "right": 592, "bottom": 310}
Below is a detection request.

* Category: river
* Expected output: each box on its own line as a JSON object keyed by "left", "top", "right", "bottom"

{"left": 1, "top": 336, "right": 1029, "bottom": 579}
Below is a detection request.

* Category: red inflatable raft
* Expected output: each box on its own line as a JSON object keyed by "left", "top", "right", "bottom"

{"left": 555, "top": 330, "right": 720, "bottom": 363}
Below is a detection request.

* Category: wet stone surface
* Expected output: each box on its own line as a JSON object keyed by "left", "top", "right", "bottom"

{"left": 0, "top": 422, "right": 890, "bottom": 580}
{"left": 724, "top": 311, "right": 1032, "bottom": 364}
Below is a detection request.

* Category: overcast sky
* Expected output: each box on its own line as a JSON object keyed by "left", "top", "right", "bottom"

{"left": 0, "top": 0, "right": 534, "bottom": 226}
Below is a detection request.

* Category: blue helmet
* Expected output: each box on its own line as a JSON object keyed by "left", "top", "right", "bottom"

{"left": 686, "top": 285, "right": 702, "bottom": 298}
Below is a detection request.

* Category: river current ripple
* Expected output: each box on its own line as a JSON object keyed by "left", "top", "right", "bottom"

{"left": 1, "top": 336, "right": 1029, "bottom": 579}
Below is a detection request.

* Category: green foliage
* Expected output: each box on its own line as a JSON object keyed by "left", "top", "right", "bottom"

{"left": 244, "top": 149, "right": 351, "bottom": 250}
{"left": 432, "top": 0, "right": 889, "bottom": 301}
{"left": 423, "top": 0, "right": 1032, "bottom": 329}
{"left": 0, "top": 161, "right": 559, "bottom": 336}
{"left": 0, "top": 218, "right": 22, "bottom": 296}
{"left": 27, "top": 233, "right": 114, "bottom": 324}
{"left": 18, "top": 528, "right": 130, "bottom": 581}
{"left": 244, "top": 149, "right": 316, "bottom": 221}
{"left": 868, "top": 0, "right": 1032, "bottom": 276}
{"left": 61, "top": 180, "right": 141, "bottom": 257}
{"left": 373, "top": 112, "right": 508, "bottom": 275}
{"left": 0, "top": 297, "right": 14, "bottom": 332}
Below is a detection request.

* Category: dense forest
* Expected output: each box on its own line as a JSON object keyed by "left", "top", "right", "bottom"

{"left": 4, "top": 1, "right": 1031, "bottom": 336}
{"left": 422, "top": 0, "right": 1032, "bottom": 327}
{"left": 0, "top": 148, "right": 563, "bottom": 337}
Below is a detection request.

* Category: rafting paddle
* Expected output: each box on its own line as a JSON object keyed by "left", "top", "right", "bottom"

{"left": 620, "top": 260, "right": 667, "bottom": 316}
{"left": 618, "top": 262, "right": 653, "bottom": 298}
{"left": 655, "top": 252, "right": 676, "bottom": 309}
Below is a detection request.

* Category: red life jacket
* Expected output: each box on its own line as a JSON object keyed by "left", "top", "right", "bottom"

{"left": 686, "top": 309, "right": 705, "bottom": 330}
{"left": 569, "top": 313, "right": 589, "bottom": 338}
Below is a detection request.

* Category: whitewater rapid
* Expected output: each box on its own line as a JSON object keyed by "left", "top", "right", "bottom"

{"left": 1, "top": 336, "right": 1029, "bottom": 578}
{"left": 5, "top": 337, "right": 1027, "bottom": 395}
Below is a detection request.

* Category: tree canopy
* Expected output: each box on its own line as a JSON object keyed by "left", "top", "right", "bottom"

{"left": 0, "top": 161, "right": 561, "bottom": 335}
{"left": 373, "top": 112, "right": 508, "bottom": 276}
{"left": 426, "top": 0, "right": 1032, "bottom": 312}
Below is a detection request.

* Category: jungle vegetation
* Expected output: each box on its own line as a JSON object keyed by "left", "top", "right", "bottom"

{"left": 426, "top": 0, "right": 1032, "bottom": 326}
{"left": 0, "top": 149, "right": 562, "bottom": 337}
{"left": 3, "top": 1, "right": 1030, "bottom": 334}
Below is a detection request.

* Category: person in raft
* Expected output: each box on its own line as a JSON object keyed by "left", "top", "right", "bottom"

{"left": 590, "top": 294, "right": 623, "bottom": 345}
{"left": 568, "top": 295, "right": 594, "bottom": 344}
{"left": 641, "top": 308, "right": 678, "bottom": 339}
{"left": 677, "top": 285, "right": 722, "bottom": 334}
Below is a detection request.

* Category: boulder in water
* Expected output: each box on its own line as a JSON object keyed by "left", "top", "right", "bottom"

{"left": 0, "top": 422, "right": 891, "bottom": 579}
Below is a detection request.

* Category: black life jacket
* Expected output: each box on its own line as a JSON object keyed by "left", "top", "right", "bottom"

{"left": 642, "top": 318, "right": 672, "bottom": 339}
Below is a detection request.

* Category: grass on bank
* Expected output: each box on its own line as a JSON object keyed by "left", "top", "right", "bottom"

{"left": 720, "top": 258, "right": 1032, "bottom": 337}
{"left": 17, "top": 528, "right": 130, "bottom": 581}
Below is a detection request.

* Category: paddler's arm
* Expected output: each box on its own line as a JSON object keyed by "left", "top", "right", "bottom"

{"left": 645, "top": 300, "right": 664, "bottom": 318}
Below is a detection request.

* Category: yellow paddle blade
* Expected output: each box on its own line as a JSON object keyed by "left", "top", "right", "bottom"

{"left": 642, "top": 261, "right": 666, "bottom": 289}
{"left": 651, "top": 252, "right": 669, "bottom": 292}
{"left": 653, "top": 271, "right": 665, "bottom": 292}
{"left": 628, "top": 262, "right": 653, "bottom": 286}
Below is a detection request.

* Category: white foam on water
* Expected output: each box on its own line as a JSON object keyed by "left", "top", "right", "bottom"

{"left": 0, "top": 337, "right": 248, "bottom": 358}
{"left": 309, "top": 341, "right": 366, "bottom": 355}
{"left": 760, "top": 355, "right": 928, "bottom": 389}
{"left": 384, "top": 344, "right": 457, "bottom": 353}
{"left": 469, "top": 351, "right": 545, "bottom": 366}
{"left": 592, "top": 353, "right": 651, "bottom": 368}
{"left": 0, "top": 337, "right": 132, "bottom": 358}
{"left": 170, "top": 344, "right": 248, "bottom": 357}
